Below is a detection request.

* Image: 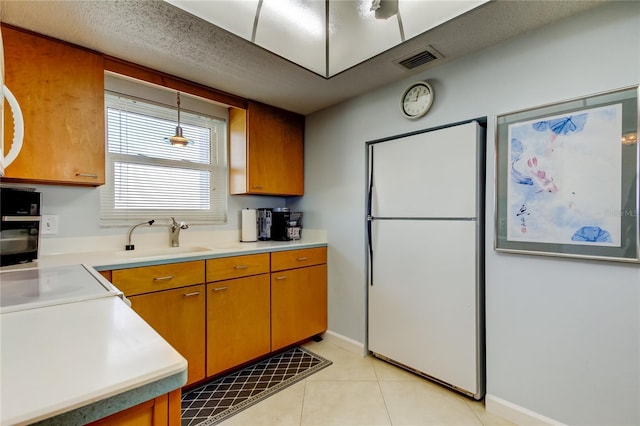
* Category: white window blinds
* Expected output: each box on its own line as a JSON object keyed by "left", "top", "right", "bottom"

{"left": 101, "top": 92, "right": 227, "bottom": 226}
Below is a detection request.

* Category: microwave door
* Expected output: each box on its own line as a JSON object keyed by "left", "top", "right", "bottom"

{"left": 0, "top": 216, "right": 40, "bottom": 266}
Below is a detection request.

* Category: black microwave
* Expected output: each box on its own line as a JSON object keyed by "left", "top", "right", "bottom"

{"left": 0, "top": 187, "right": 41, "bottom": 266}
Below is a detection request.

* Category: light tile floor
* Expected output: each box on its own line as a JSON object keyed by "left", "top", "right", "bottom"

{"left": 219, "top": 339, "right": 514, "bottom": 426}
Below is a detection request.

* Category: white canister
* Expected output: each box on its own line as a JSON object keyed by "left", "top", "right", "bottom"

{"left": 240, "top": 208, "right": 258, "bottom": 242}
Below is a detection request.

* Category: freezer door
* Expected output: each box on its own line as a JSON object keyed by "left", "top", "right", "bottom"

{"left": 368, "top": 219, "right": 481, "bottom": 396}
{"left": 371, "top": 121, "right": 479, "bottom": 218}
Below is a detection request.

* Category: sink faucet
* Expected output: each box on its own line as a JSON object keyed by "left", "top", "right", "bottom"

{"left": 170, "top": 217, "right": 189, "bottom": 247}
{"left": 125, "top": 220, "right": 154, "bottom": 251}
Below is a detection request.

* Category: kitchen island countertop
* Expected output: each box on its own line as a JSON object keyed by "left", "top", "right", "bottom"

{"left": 0, "top": 272, "right": 187, "bottom": 425}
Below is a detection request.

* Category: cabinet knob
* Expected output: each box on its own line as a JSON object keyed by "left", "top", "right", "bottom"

{"left": 183, "top": 291, "right": 201, "bottom": 297}
{"left": 275, "top": 276, "right": 287, "bottom": 280}
{"left": 296, "top": 257, "right": 308, "bottom": 261}
{"left": 212, "top": 286, "right": 229, "bottom": 291}
{"left": 234, "top": 265, "right": 249, "bottom": 270}
{"left": 75, "top": 173, "right": 98, "bottom": 178}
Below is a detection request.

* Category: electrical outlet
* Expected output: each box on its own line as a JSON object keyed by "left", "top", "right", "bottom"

{"left": 42, "top": 215, "right": 59, "bottom": 235}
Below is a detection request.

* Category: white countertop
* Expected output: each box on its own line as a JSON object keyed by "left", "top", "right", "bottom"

{"left": 30, "top": 234, "right": 328, "bottom": 271}
{"left": 0, "top": 264, "right": 121, "bottom": 313}
{"left": 0, "top": 232, "right": 327, "bottom": 424}
{"left": 1, "top": 296, "right": 187, "bottom": 425}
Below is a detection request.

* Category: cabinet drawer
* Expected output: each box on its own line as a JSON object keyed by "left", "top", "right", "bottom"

{"left": 206, "top": 253, "right": 270, "bottom": 282}
{"left": 112, "top": 261, "right": 205, "bottom": 296}
{"left": 271, "top": 247, "right": 327, "bottom": 272}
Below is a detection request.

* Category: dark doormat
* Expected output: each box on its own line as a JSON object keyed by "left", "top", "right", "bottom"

{"left": 181, "top": 346, "right": 332, "bottom": 426}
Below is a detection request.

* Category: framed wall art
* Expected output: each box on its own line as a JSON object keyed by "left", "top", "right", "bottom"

{"left": 495, "top": 86, "right": 639, "bottom": 262}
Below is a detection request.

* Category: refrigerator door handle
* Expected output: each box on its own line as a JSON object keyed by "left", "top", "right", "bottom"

{"left": 367, "top": 147, "right": 374, "bottom": 217}
{"left": 367, "top": 146, "right": 374, "bottom": 286}
{"left": 367, "top": 215, "right": 374, "bottom": 286}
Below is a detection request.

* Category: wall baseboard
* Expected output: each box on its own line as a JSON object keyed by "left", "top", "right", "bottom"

{"left": 485, "top": 394, "right": 566, "bottom": 426}
{"left": 321, "top": 330, "right": 367, "bottom": 355}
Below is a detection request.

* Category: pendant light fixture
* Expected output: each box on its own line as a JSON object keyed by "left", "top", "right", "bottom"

{"left": 164, "top": 91, "right": 193, "bottom": 147}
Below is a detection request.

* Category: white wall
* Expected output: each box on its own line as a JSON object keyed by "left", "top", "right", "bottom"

{"left": 293, "top": 2, "right": 640, "bottom": 424}
{"left": 29, "top": 183, "right": 285, "bottom": 240}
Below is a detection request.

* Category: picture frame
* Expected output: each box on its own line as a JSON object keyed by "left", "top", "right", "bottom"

{"left": 495, "top": 86, "right": 639, "bottom": 262}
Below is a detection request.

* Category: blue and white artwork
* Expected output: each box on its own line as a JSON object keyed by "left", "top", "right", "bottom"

{"left": 507, "top": 103, "right": 622, "bottom": 246}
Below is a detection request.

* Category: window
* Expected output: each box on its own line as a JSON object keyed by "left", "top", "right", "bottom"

{"left": 101, "top": 91, "right": 227, "bottom": 226}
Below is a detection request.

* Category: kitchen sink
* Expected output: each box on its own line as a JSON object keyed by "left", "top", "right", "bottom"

{"left": 114, "top": 246, "right": 211, "bottom": 258}
{"left": 212, "top": 241, "right": 259, "bottom": 250}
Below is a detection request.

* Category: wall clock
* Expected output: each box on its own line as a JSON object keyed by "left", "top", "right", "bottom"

{"left": 400, "top": 81, "right": 434, "bottom": 119}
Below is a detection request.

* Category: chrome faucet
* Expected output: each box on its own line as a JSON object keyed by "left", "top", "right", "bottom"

{"left": 170, "top": 217, "right": 189, "bottom": 247}
{"left": 125, "top": 220, "right": 154, "bottom": 250}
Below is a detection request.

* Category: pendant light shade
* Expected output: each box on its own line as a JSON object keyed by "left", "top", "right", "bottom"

{"left": 165, "top": 92, "right": 193, "bottom": 147}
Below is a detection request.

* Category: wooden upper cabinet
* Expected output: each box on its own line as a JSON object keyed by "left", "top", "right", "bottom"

{"left": 1, "top": 26, "right": 105, "bottom": 186}
{"left": 229, "top": 100, "right": 304, "bottom": 196}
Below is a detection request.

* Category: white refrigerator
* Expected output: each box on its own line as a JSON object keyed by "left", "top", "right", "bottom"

{"left": 366, "top": 120, "right": 485, "bottom": 399}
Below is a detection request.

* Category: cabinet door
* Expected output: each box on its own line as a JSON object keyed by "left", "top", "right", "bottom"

{"left": 247, "top": 101, "right": 304, "bottom": 195}
{"left": 2, "top": 26, "right": 105, "bottom": 185}
{"left": 229, "top": 101, "right": 304, "bottom": 196}
{"left": 129, "top": 285, "right": 206, "bottom": 386}
{"left": 207, "top": 274, "right": 271, "bottom": 376}
{"left": 271, "top": 264, "right": 327, "bottom": 351}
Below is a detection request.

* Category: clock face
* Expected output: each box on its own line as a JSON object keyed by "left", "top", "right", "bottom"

{"left": 401, "top": 82, "right": 434, "bottom": 119}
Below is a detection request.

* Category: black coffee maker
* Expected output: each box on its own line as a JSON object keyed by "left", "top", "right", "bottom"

{"left": 271, "top": 207, "right": 302, "bottom": 241}
{"left": 270, "top": 207, "right": 290, "bottom": 241}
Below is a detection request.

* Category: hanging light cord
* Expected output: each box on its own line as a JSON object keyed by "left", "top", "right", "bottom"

{"left": 176, "top": 92, "right": 182, "bottom": 127}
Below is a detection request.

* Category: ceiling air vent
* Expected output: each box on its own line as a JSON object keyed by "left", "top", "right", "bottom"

{"left": 394, "top": 46, "right": 443, "bottom": 71}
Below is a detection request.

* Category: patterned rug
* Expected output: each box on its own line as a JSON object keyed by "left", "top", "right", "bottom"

{"left": 181, "top": 346, "right": 332, "bottom": 426}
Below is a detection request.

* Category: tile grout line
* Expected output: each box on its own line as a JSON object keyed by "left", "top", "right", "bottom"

{"left": 371, "top": 358, "right": 394, "bottom": 425}
{"left": 464, "top": 397, "right": 489, "bottom": 426}
{"left": 299, "top": 378, "right": 308, "bottom": 426}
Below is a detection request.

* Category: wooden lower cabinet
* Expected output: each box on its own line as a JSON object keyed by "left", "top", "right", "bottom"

{"left": 206, "top": 274, "right": 271, "bottom": 376}
{"left": 128, "top": 284, "right": 206, "bottom": 386}
{"left": 271, "top": 264, "right": 327, "bottom": 351}
{"left": 101, "top": 247, "right": 327, "bottom": 394}
{"left": 88, "top": 388, "right": 181, "bottom": 426}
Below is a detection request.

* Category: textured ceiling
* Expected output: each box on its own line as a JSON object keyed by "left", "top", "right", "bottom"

{"left": 1, "top": 0, "right": 607, "bottom": 115}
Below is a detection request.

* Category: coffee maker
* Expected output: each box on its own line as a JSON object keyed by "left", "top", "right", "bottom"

{"left": 270, "top": 207, "right": 290, "bottom": 241}
{"left": 271, "top": 207, "right": 302, "bottom": 241}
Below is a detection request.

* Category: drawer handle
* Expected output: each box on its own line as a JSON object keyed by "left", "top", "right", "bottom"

{"left": 234, "top": 265, "right": 249, "bottom": 270}
{"left": 153, "top": 275, "right": 174, "bottom": 281}
{"left": 275, "top": 276, "right": 287, "bottom": 280}
{"left": 183, "top": 291, "right": 200, "bottom": 297}
{"left": 296, "top": 257, "right": 308, "bottom": 261}
{"left": 75, "top": 173, "right": 98, "bottom": 178}
{"left": 213, "top": 286, "right": 229, "bottom": 291}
